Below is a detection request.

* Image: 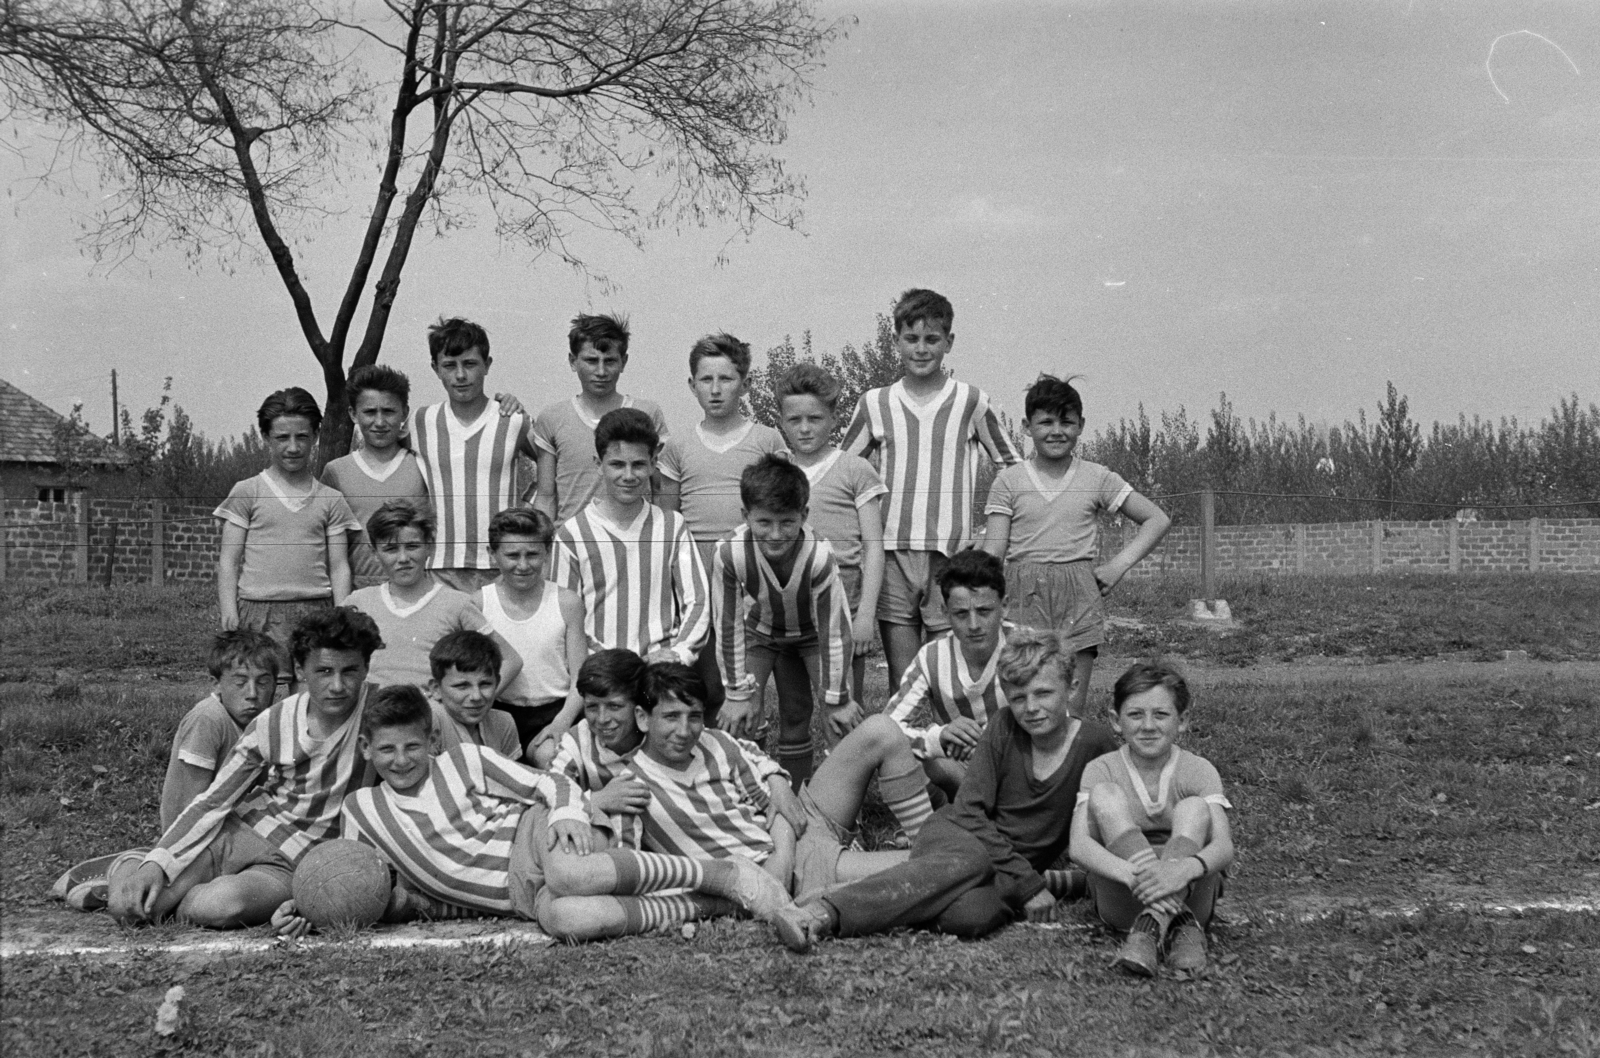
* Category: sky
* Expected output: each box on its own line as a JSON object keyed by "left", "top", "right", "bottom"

{"left": 4, "top": 0, "right": 1600, "bottom": 446}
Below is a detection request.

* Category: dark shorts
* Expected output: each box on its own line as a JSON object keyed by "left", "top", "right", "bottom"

{"left": 493, "top": 698, "right": 565, "bottom": 750}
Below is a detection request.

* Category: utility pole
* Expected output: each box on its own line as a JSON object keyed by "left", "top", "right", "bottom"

{"left": 110, "top": 369, "right": 120, "bottom": 446}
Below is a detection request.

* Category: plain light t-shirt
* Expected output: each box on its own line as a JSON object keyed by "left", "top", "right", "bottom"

{"left": 531, "top": 396, "right": 671, "bottom": 524}
{"left": 430, "top": 700, "right": 522, "bottom": 760}
{"left": 160, "top": 694, "right": 245, "bottom": 830}
{"left": 346, "top": 583, "right": 492, "bottom": 689}
{"left": 984, "top": 457, "right": 1133, "bottom": 564}
{"left": 658, "top": 421, "right": 786, "bottom": 545}
{"left": 321, "top": 450, "right": 429, "bottom": 582}
{"left": 797, "top": 450, "right": 886, "bottom": 570}
{"left": 1077, "top": 746, "right": 1232, "bottom": 842}
{"left": 214, "top": 473, "right": 362, "bottom": 601}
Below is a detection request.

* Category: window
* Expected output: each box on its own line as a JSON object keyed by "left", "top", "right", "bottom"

{"left": 37, "top": 487, "right": 68, "bottom": 504}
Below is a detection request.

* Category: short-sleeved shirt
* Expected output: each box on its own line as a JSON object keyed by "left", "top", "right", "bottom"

{"left": 532, "top": 396, "right": 671, "bottom": 524}
{"left": 430, "top": 700, "right": 523, "bottom": 761}
{"left": 321, "top": 450, "right": 430, "bottom": 581}
{"left": 985, "top": 458, "right": 1133, "bottom": 564}
{"left": 408, "top": 400, "right": 531, "bottom": 571}
{"left": 214, "top": 473, "right": 362, "bottom": 601}
{"left": 658, "top": 421, "right": 786, "bottom": 545}
{"left": 160, "top": 695, "right": 245, "bottom": 829}
{"left": 345, "top": 583, "right": 492, "bottom": 689}
{"left": 1077, "top": 747, "right": 1232, "bottom": 842}
{"left": 798, "top": 450, "right": 886, "bottom": 570}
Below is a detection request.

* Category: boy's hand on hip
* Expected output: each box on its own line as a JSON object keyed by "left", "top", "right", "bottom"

{"left": 1093, "top": 562, "right": 1126, "bottom": 597}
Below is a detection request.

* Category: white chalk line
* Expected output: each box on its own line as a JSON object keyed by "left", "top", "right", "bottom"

{"left": 5, "top": 899, "right": 1597, "bottom": 960}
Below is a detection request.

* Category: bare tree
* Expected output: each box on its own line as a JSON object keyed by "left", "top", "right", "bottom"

{"left": 2, "top": 0, "right": 839, "bottom": 455}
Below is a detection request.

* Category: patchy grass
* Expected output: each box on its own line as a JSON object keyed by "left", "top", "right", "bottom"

{"left": 0, "top": 582, "right": 217, "bottom": 681}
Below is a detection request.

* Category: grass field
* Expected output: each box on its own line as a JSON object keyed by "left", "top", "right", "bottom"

{"left": 3, "top": 576, "right": 1599, "bottom": 1055}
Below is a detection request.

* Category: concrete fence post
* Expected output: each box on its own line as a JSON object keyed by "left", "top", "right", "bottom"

{"left": 1448, "top": 518, "right": 1460, "bottom": 574}
{"left": 1295, "top": 524, "right": 1308, "bottom": 572}
{"left": 1370, "top": 520, "right": 1383, "bottom": 573}
{"left": 1529, "top": 517, "right": 1541, "bottom": 572}
{"left": 73, "top": 489, "right": 90, "bottom": 583}
{"left": 1201, "top": 488, "right": 1216, "bottom": 600}
{"left": 150, "top": 499, "right": 165, "bottom": 585}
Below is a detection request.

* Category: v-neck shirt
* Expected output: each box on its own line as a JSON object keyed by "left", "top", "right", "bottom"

{"left": 984, "top": 456, "right": 1132, "bottom": 563}
{"left": 215, "top": 472, "right": 362, "bottom": 600}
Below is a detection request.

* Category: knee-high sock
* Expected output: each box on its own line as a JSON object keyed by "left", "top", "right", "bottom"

{"left": 778, "top": 738, "right": 814, "bottom": 791}
{"left": 877, "top": 764, "right": 935, "bottom": 839}
{"left": 603, "top": 849, "right": 708, "bottom": 894}
{"left": 1160, "top": 834, "right": 1202, "bottom": 865}
{"left": 618, "top": 893, "right": 734, "bottom": 932}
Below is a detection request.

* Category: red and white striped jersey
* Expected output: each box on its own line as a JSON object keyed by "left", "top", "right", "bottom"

{"left": 340, "top": 742, "right": 584, "bottom": 915}
{"left": 712, "top": 525, "right": 852, "bottom": 705}
{"left": 549, "top": 502, "right": 710, "bottom": 664}
{"left": 407, "top": 400, "right": 530, "bottom": 570}
{"left": 841, "top": 379, "right": 1022, "bottom": 554}
{"left": 614, "top": 730, "right": 786, "bottom": 863}
{"left": 144, "top": 686, "right": 378, "bottom": 881}
{"left": 886, "top": 632, "right": 1009, "bottom": 759}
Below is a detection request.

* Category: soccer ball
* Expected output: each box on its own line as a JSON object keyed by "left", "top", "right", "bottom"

{"left": 291, "top": 839, "right": 391, "bottom": 929}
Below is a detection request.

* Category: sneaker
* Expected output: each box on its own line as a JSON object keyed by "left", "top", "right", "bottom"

{"left": 727, "top": 857, "right": 795, "bottom": 923}
{"left": 50, "top": 851, "right": 127, "bottom": 901}
{"left": 1165, "top": 913, "right": 1208, "bottom": 973}
{"left": 65, "top": 878, "right": 110, "bottom": 912}
{"left": 772, "top": 901, "right": 833, "bottom": 953}
{"left": 1113, "top": 913, "right": 1162, "bottom": 977}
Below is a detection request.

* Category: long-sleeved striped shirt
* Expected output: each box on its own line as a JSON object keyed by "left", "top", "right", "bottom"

{"left": 549, "top": 502, "right": 710, "bottom": 664}
{"left": 143, "top": 687, "right": 378, "bottom": 881}
{"left": 886, "top": 632, "right": 1009, "bottom": 759}
{"left": 339, "top": 742, "right": 585, "bottom": 915}
{"left": 712, "top": 525, "right": 853, "bottom": 706}
{"left": 614, "top": 731, "right": 786, "bottom": 864}
{"left": 547, "top": 718, "right": 631, "bottom": 793}
{"left": 842, "top": 378, "right": 1022, "bottom": 554}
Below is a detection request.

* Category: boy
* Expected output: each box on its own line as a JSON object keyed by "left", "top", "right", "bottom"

{"left": 547, "top": 649, "right": 652, "bottom": 807}
{"left": 842, "top": 289, "right": 1022, "bottom": 691}
{"left": 773, "top": 629, "right": 1118, "bottom": 951}
{"left": 408, "top": 317, "right": 538, "bottom": 593}
{"left": 1071, "top": 659, "right": 1234, "bottom": 976}
{"left": 712, "top": 454, "right": 858, "bottom": 789}
{"left": 532, "top": 314, "right": 672, "bottom": 524}
{"left": 885, "top": 549, "right": 1011, "bottom": 801}
{"left": 106, "top": 608, "right": 384, "bottom": 931}
{"left": 322, "top": 364, "right": 430, "bottom": 589}
{"left": 657, "top": 334, "right": 787, "bottom": 716}
{"left": 774, "top": 362, "right": 887, "bottom": 706}
{"left": 983, "top": 375, "right": 1171, "bottom": 716}
{"left": 50, "top": 630, "right": 282, "bottom": 910}
{"left": 550, "top": 408, "right": 710, "bottom": 666}
{"left": 305, "top": 684, "right": 795, "bottom": 941}
{"left": 480, "top": 507, "right": 587, "bottom": 763}
{"left": 427, "top": 630, "right": 523, "bottom": 760}
{"left": 344, "top": 500, "right": 523, "bottom": 694}
{"left": 215, "top": 387, "right": 362, "bottom": 655}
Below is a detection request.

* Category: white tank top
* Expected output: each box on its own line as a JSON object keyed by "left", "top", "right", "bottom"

{"left": 481, "top": 584, "right": 570, "bottom": 706}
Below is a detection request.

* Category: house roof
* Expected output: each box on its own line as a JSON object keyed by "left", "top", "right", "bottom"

{"left": 1, "top": 379, "right": 129, "bottom": 466}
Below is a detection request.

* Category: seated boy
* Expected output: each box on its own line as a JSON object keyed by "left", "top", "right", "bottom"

{"left": 1070, "top": 659, "right": 1235, "bottom": 976}
{"left": 50, "top": 630, "right": 282, "bottom": 909}
{"left": 772, "top": 628, "right": 1118, "bottom": 951}
{"left": 885, "top": 549, "right": 1011, "bottom": 801}
{"left": 547, "top": 649, "right": 652, "bottom": 809}
{"left": 106, "top": 608, "right": 384, "bottom": 931}
{"left": 313, "top": 684, "right": 796, "bottom": 941}
{"left": 427, "top": 630, "right": 523, "bottom": 760}
{"left": 713, "top": 454, "right": 859, "bottom": 788}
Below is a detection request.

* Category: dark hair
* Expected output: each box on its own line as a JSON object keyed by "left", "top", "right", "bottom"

{"left": 688, "top": 333, "right": 752, "bottom": 377}
{"left": 938, "top": 548, "right": 1007, "bottom": 602}
{"left": 366, "top": 499, "right": 435, "bottom": 548}
{"left": 639, "top": 661, "right": 708, "bottom": 715}
{"left": 489, "top": 507, "right": 554, "bottom": 551}
{"left": 1024, "top": 374, "right": 1084, "bottom": 422}
{"left": 427, "top": 317, "right": 491, "bottom": 367}
{"left": 346, "top": 364, "right": 411, "bottom": 411}
{"left": 289, "top": 606, "right": 385, "bottom": 667}
{"left": 774, "top": 361, "right": 841, "bottom": 412}
{"left": 593, "top": 406, "right": 660, "bottom": 460}
{"left": 893, "top": 288, "right": 954, "bottom": 336}
{"left": 1113, "top": 658, "right": 1192, "bottom": 715}
{"left": 429, "top": 630, "right": 502, "bottom": 681}
{"left": 576, "top": 648, "right": 649, "bottom": 703}
{"left": 995, "top": 627, "right": 1073, "bottom": 689}
{"left": 257, "top": 387, "right": 323, "bottom": 437}
{"left": 568, "top": 313, "right": 630, "bottom": 359}
{"left": 360, "top": 684, "right": 434, "bottom": 739}
{"left": 740, "top": 453, "right": 809, "bottom": 514}
{"left": 206, "top": 629, "right": 281, "bottom": 680}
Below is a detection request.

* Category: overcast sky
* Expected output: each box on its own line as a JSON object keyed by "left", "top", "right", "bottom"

{"left": 4, "top": 0, "right": 1599, "bottom": 445}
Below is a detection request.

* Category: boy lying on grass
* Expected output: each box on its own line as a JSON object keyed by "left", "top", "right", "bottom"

{"left": 1070, "top": 659, "right": 1235, "bottom": 976}
{"left": 273, "top": 684, "right": 796, "bottom": 941}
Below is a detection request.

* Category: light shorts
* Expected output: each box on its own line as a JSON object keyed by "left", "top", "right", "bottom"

{"left": 507, "top": 802, "right": 551, "bottom": 920}
{"left": 433, "top": 568, "right": 500, "bottom": 594}
{"left": 237, "top": 598, "right": 333, "bottom": 661}
{"left": 185, "top": 816, "right": 296, "bottom": 889}
{"left": 1003, "top": 559, "right": 1106, "bottom": 654}
{"left": 877, "top": 551, "right": 951, "bottom": 632}
{"left": 792, "top": 784, "right": 856, "bottom": 899}
{"left": 836, "top": 564, "right": 863, "bottom": 614}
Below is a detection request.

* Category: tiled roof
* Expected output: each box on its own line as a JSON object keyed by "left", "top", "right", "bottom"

{"left": 1, "top": 379, "right": 129, "bottom": 466}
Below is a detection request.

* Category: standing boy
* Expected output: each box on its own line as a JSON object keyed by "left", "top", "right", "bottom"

{"left": 842, "top": 289, "right": 1022, "bottom": 691}
{"left": 408, "top": 317, "right": 537, "bottom": 593}
{"left": 532, "top": 314, "right": 672, "bottom": 524}
{"left": 983, "top": 375, "right": 1170, "bottom": 716}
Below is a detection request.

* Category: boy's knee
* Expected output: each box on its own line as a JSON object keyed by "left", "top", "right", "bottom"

{"left": 1171, "top": 796, "right": 1212, "bottom": 834}
{"left": 541, "top": 852, "right": 583, "bottom": 897}
{"left": 856, "top": 713, "right": 904, "bottom": 752}
{"left": 1086, "top": 782, "right": 1131, "bottom": 820}
{"left": 935, "top": 886, "right": 1009, "bottom": 939}
{"left": 177, "top": 882, "right": 255, "bottom": 929}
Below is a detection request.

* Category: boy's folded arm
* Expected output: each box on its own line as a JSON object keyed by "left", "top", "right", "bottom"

{"left": 1068, "top": 801, "right": 1134, "bottom": 888}
{"left": 147, "top": 740, "right": 269, "bottom": 880}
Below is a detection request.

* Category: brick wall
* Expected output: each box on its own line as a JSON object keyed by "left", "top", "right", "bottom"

{"left": 2, "top": 496, "right": 218, "bottom": 584}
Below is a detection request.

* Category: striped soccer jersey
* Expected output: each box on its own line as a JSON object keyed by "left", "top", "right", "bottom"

{"left": 886, "top": 632, "right": 1009, "bottom": 759}
{"left": 549, "top": 502, "right": 710, "bottom": 664}
{"left": 712, "top": 525, "right": 852, "bottom": 705}
{"left": 340, "top": 742, "right": 585, "bottom": 915}
{"left": 548, "top": 718, "right": 631, "bottom": 793}
{"left": 614, "top": 730, "right": 787, "bottom": 863}
{"left": 144, "top": 686, "right": 378, "bottom": 881}
{"left": 408, "top": 400, "right": 530, "bottom": 570}
{"left": 842, "top": 378, "right": 1022, "bottom": 554}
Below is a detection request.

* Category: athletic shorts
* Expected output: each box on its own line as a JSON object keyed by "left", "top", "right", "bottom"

{"left": 433, "top": 568, "right": 500, "bottom": 594}
{"left": 877, "top": 551, "right": 950, "bottom": 632}
{"left": 237, "top": 598, "right": 332, "bottom": 662}
{"left": 748, "top": 628, "right": 820, "bottom": 665}
{"left": 494, "top": 697, "right": 565, "bottom": 750}
{"left": 1003, "top": 560, "right": 1105, "bottom": 653}
{"left": 185, "top": 817, "right": 295, "bottom": 889}
{"left": 792, "top": 784, "right": 855, "bottom": 899}
{"left": 836, "top": 564, "right": 862, "bottom": 613}
{"left": 507, "top": 803, "right": 551, "bottom": 920}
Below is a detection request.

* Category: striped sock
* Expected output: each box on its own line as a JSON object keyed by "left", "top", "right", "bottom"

{"left": 1161, "top": 835, "right": 1202, "bottom": 864}
{"left": 620, "top": 893, "right": 732, "bottom": 933}
{"left": 778, "top": 739, "right": 815, "bottom": 791}
{"left": 1043, "top": 868, "right": 1087, "bottom": 899}
{"left": 604, "top": 850, "right": 707, "bottom": 894}
{"left": 877, "top": 764, "right": 935, "bottom": 839}
{"left": 1107, "top": 828, "right": 1156, "bottom": 865}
